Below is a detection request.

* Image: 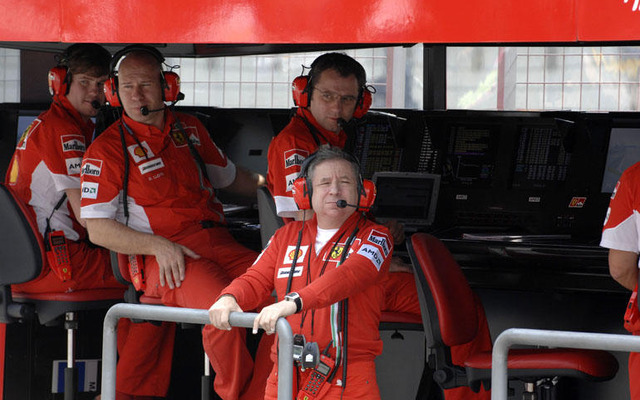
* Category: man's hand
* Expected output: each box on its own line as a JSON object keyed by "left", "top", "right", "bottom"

{"left": 383, "top": 219, "right": 405, "bottom": 245}
{"left": 252, "top": 300, "right": 297, "bottom": 335}
{"left": 153, "top": 237, "right": 200, "bottom": 289}
{"left": 209, "top": 295, "right": 243, "bottom": 330}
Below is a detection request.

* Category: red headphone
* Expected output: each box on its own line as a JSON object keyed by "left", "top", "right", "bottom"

{"left": 104, "top": 44, "right": 182, "bottom": 107}
{"left": 291, "top": 152, "right": 376, "bottom": 211}
{"left": 104, "top": 71, "right": 181, "bottom": 107}
{"left": 291, "top": 75, "right": 372, "bottom": 119}
{"left": 48, "top": 66, "right": 68, "bottom": 97}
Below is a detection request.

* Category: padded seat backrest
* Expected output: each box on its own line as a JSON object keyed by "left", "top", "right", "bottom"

{"left": 0, "top": 184, "right": 44, "bottom": 286}
{"left": 257, "top": 186, "right": 284, "bottom": 248}
{"left": 409, "top": 233, "right": 478, "bottom": 347}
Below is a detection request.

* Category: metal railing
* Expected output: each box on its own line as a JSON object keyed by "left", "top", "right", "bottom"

{"left": 102, "top": 303, "right": 293, "bottom": 400}
{"left": 491, "top": 327, "right": 640, "bottom": 400}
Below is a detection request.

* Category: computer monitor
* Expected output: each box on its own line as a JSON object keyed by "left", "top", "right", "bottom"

{"left": 371, "top": 171, "right": 441, "bottom": 229}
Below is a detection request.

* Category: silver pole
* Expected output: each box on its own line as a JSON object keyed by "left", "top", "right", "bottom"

{"left": 102, "top": 303, "right": 293, "bottom": 400}
{"left": 491, "top": 328, "right": 640, "bottom": 400}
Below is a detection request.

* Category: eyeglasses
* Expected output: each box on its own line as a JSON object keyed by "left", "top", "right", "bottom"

{"left": 313, "top": 87, "right": 358, "bottom": 106}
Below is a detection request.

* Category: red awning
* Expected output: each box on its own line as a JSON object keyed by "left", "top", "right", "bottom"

{"left": 0, "top": 0, "right": 639, "bottom": 44}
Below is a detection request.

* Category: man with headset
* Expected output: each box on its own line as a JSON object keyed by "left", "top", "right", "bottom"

{"left": 211, "top": 145, "right": 394, "bottom": 399}
{"left": 266, "top": 52, "right": 419, "bottom": 319}
{"left": 80, "top": 45, "right": 269, "bottom": 400}
{"left": 265, "top": 52, "right": 491, "bottom": 400}
{"left": 5, "top": 44, "right": 174, "bottom": 400}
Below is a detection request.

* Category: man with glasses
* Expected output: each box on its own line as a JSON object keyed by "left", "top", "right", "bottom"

{"left": 265, "top": 52, "right": 492, "bottom": 400}
{"left": 267, "top": 52, "right": 365, "bottom": 221}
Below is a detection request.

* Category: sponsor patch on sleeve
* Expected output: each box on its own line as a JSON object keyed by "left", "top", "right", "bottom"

{"left": 356, "top": 244, "right": 384, "bottom": 271}
{"left": 284, "top": 149, "right": 308, "bottom": 169}
{"left": 81, "top": 158, "right": 102, "bottom": 177}
{"left": 65, "top": 157, "right": 83, "bottom": 176}
{"left": 366, "top": 230, "right": 390, "bottom": 257}
{"left": 81, "top": 182, "right": 99, "bottom": 199}
{"left": 61, "top": 135, "right": 86, "bottom": 152}
{"left": 285, "top": 172, "right": 299, "bottom": 192}
{"left": 16, "top": 119, "right": 41, "bottom": 150}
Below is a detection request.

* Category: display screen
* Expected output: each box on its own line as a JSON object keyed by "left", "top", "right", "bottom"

{"left": 372, "top": 172, "right": 440, "bottom": 227}
{"left": 511, "top": 124, "right": 571, "bottom": 190}
{"left": 447, "top": 125, "right": 499, "bottom": 186}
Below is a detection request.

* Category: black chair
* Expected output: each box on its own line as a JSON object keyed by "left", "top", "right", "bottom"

{"left": 406, "top": 232, "right": 619, "bottom": 399}
{"left": 0, "top": 183, "right": 125, "bottom": 400}
{"left": 256, "top": 186, "right": 284, "bottom": 248}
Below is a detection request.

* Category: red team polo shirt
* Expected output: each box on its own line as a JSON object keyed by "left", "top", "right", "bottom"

{"left": 266, "top": 108, "right": 347, "bottom": 218}
{"left": 6, "top": 95, "right": 92, "bottom": 241}
{"left": 601, "top": 162, "right": 640, "bottom": 255}
{"left": 80, "top": 110, "right": 236, "bottom": 240}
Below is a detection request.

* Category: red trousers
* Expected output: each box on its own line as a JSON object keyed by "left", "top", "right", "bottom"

{"left": 144, "top": 227, "right": 271, "bottom": 400}
{"left": 12, "top": 240, "right": 174, "bottom": 397}
{"left": 264, "top": 360, "right": 380, "bottom": 400}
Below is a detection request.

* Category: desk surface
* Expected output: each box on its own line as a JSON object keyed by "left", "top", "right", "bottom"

{"left": 438, "top": 236, "right": 623, "bottom": 294}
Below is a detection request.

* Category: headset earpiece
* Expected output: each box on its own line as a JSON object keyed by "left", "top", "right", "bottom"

{"left": 163, "top": 71, "right": 181, "bottom": 102}
{"left": 104, "top": 77, "right": 120, "bottom": 107}
{"left": 353, "top": 89, "right": 372, "bottom": 119}
{"left": 292, "top": 75, "right": 310, "bottom": 108}
{"left": 358, "top": 179, "right": 376, "bottom": 210}
{"left": 48, "top": 66, "right": 68, "bottom": 97}
{"left": 292, "top": 176, "right": 312, "bottom": 210}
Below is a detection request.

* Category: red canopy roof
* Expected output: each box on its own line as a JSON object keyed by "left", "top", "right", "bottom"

{"left": 0, "top": 0, "right": 638, "bottom": 44}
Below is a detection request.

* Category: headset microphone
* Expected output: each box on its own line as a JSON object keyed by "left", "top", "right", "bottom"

{"left": 91, "top": 100, "right": 101, "bottom": 110}
{"left": 140, "top": 106, "right": 165, "bottom": 116}
{"left": 336, "top": 200, "right": 359, "bottom": 209}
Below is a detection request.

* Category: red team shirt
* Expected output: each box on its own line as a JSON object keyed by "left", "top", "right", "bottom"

{"left": 81, "top": 110, "right": 236, "bottom": 240}
{"left": 6, "top": 95, "right": 93, "bottom": 240}
{"left": 601, "top": 162, "right": 640, "bottom": 255}
{"left": 222, "top": 212, "right": 393, "bottom": 364}
{"left": 266, "top": 107, "right": 347, "bottom": 218}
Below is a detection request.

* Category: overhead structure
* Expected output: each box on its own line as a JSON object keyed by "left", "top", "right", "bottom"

{"left": 0, "top": 0, "right": 638, "bottom": 46}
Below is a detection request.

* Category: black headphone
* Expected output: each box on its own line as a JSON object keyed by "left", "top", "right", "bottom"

{"left": 104, "top": 44, "right": 181, "bottom": 107}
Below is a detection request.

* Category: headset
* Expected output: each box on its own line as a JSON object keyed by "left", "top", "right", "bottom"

{"left": 48, "top": 44, "right": 93, "bottom": 97}
{"left": 104, "top": 44, "right": 181, "bottom": 107}
{"left": 291, "top": 150, "right": 376, "bottom": 211}
{"left": 291, "top": 75, "right": 372, "bottom": 119}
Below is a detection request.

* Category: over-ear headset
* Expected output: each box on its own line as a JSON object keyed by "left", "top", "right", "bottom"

{"left": 104, "top": 44, "right": 181, "bottom": 107}
{"left": 48, "top": 45, "right": 77, "bottom": 96}
{"left": 291, "top": 151, "right": 376, "bottom": 211}
{"left": 291, "top": 75, "right": 372, "bottom": 119}
{"left": 48, "top": 44, "right": 111, "bottom": 98}
{"left": 48, "top": 66, "right": 68, "bottom": 97}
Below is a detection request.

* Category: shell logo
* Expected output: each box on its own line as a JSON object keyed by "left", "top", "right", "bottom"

{"left": 134, "top": 146, "right": 146, "bottom": 158}
{"left": 288, "top": 249, "right": 300, "bottom": 261}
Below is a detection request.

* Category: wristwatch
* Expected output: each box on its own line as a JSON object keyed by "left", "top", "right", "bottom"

{"left": 284, "top": 292, "right": 303, "bottom": 313}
